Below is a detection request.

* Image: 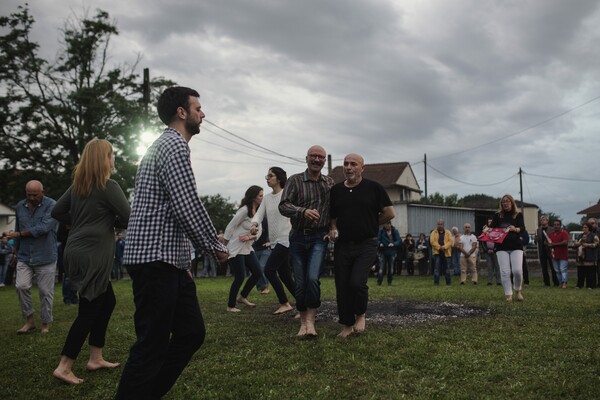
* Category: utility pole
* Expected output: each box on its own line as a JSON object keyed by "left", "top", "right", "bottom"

{"left": 327, "top": 154, "right": 332, "bottom": 175}
{"left": 424, "top": 153, "right": 428, "bottom": 200}
{"left": 519, "top": 167, "right": 525, "bottom": 227}
{"left": 142, "top": 68, "right": 150, "bottom": 117}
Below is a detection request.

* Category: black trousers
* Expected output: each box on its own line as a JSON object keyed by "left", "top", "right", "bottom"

{"left": 264, "top": 243, "right": 295, "bottom": 304}
{"left": 228, "top": 253, "right": 261, "bottom": 308}
{"left": 334, "top": 239, "right": 378, "bottom": 327}
{"left": 116, "top": 262, "right": 205, "bottom": 400}
{"left": 577, "top": 265, "right": 597, "bottom": 289}
{"left": 539, "top": 251, "right": 559, "bottom": 286}
{"left": 61, "top": 283, "right": 115, "bottom": 359}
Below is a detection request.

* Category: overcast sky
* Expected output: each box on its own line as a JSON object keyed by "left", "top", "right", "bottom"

{"left": 4, "top": 0, "right": 600, "bottom": 225}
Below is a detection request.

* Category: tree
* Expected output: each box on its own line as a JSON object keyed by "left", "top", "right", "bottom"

{"left": 200, "top": 194, "right": 237, "bottom": 232}
{"left": 421, "top": 192, "right": 459, "bottom": 206}
{"left": 0, "top": 5, "right": 173, "bottom": 206}
{"left": 459, "top": 193, "right": 500, "bottom": 209}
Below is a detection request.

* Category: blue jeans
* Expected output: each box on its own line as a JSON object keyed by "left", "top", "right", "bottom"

{"left": 254, "top": 247, "right": 271, "bottom": 291}
{"left": 433, "top": 254, "right": 451, "bottom": 285}
{"left": 289, "top": 229, "right": 327, "bottom": 311}
{"left": 377, "top": 254, "right": 395, "bottom": 285}
{"left": 451, "top": 249, "right": 461, "bottom": 275}
{"left": 552, "top": 258, "right": 569, "bottom": 284}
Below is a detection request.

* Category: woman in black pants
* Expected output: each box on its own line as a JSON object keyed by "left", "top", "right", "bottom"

{"left": 51, "top": 139, "right": 130, "bottom": 384}
{"left": 225, "top": 185, "right": 264, "bottom": 312}
{"left": 251, "top": 167, "right": 296, "bottom": 315}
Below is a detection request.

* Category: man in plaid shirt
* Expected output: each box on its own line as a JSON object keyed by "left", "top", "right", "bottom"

{"left": 116, "top": 87, "right": 228, "bottom": 400}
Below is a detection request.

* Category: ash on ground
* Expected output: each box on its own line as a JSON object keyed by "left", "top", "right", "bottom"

{"left": 317, "top": 300, "right": 491, "bottom": 328}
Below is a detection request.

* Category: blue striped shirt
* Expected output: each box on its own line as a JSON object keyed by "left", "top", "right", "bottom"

{"left": 123, "top": 128, "right": 227, "bottom": 269}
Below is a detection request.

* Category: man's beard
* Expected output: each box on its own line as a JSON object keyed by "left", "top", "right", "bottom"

{"left": 185, "top": 118, "right": 200, "bottom": 136}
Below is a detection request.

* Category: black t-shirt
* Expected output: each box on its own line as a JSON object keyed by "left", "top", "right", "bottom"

{"left": 490, "top": 211, "right": 525, "bottom": 251}
{"left": 330, "top": 179, "right": 392, "bottom": 242}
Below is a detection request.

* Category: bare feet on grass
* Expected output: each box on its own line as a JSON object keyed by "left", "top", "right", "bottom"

{"left": 16, "top": 323, "right": 36, "bottom": 334}
{"left": 236, "top": 296, "right": 256, "bottom": 308}
{"left": 86, "top": 359, "right": 120, "bottom": 371}
{"left": 41, "top": 323, "right": 50, "bottom": 334}
{"left": 273, "top": 303, "right": 293, "bottom": 315}
{"left": 53, "top": 368, "right": 84, "bottom": 385}
{"left": 17, "top": 315, "right": 36, "bottom": 334}
{"left": 53, "top": 356, "right": 83, "bottom": 385}
{"left": 337, "top": 326, "right": 354, "bottom": 338}
{"left": 353, "top": 314, "right": 366, "bottom": 334}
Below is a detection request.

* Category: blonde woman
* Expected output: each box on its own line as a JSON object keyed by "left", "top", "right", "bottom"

{"left": 490, "top": 194, "right": 525, "bottom": 301}
{"left": 52, "top": 139, "right": 130, "bottom": 384}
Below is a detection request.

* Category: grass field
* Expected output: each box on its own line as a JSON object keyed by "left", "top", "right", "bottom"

{"left": 1, "top": 275, "right": 599, "bottom": 399}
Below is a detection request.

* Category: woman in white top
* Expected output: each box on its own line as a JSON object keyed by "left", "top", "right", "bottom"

{"left": 251, "top": 167, "right": 295, "bottom": 315}
{"left": 224, "top": 185, "right": 263, "bottom": 312}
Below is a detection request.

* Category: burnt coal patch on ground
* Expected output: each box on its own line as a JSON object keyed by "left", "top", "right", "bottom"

{"left": 317, "top": 300, "right": 491, "bottom": 328}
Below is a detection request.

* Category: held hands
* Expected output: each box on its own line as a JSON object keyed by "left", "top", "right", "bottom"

{"left": 239, "top": 234, "right": 254, "bottom": 242}
{"left": 215, "top": 250, "right": 229, "bottom": 265}
{"left": 326, "top": 229, "right": 338, "bottom": 243}
{"left": 249, "top": 224, "right": 258, "bottom": 235}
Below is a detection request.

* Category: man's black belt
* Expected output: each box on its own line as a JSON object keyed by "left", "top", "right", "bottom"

{"left": 299, "top": 227, "right": 328, "bottom": 235}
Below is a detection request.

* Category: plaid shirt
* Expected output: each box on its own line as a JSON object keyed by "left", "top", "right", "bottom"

{"left": 123, "top": 128, "right": 227, "bottom": 269}
{"left": 279, "top": 170, "right": 334, "bottom": 230}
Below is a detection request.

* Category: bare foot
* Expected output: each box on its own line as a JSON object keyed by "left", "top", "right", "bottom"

{"left": 506, "top": 295, "right": 513, "bottom": 302}
{"left": 516, "top": 291, "right": 524, "bottom": 301}
{"left": 236, "top": 296, "right": 256, "bottom": 308}
{"left": 53, "top": 368, "right": 84, "bottom": 385}
{"left": 353, "top": 314, "right": 366, "bottom": 334}
{"left": 305, "top": 322, "right": 318, "bottom": 337}
{"left": 16, "top": 323, "right": 36, "bottom": 334}
{"left": 273, "top": 303, "right": 293, "bottom": 315}
{"left": 297, "top": 323, "right": 308, "bottom": 337}
{"left": 227, "top": 307, "right": 241, "bottom": 313}
{"left": 86, "top": 359, "right": 120, "bottom": 371}
{"left": 41, "top": 323, "right": 50, "bottom": 334}
{"left": 293, "top": 312, "right": 301, "bottom": 319}
{"left": 337, "top": 326, "right": 354, "bottom": 338}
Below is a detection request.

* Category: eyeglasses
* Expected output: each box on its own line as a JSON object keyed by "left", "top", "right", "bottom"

{"left": 265, "top": 174, "right": 275, "bottom": 179}
{"left": 308, "top": 154, "right": 326, "bottom": 160}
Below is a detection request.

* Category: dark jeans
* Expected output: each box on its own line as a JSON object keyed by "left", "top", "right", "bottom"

{"left": 112, "top": 259, "right": 123, "bottom": 280}
{"left": 62, "top": 274, "right": 79, "bottom": 305}
{"left": 116, "top": 262, "right": 205, "bottom": 400}
{"left": 264, "top": 244, "right": 295, "bottom": 304}
{"left": 433, "top": 254, "right": 452, "bottom": 285}
{"left": 334, "top": 239, "right": 378, "bottom": 327}
{"left": 227, "top": 253, "right": 261, "bottom": 308}
{"left": 289, "top": 229, "right": 327, "bottom": 311}
{"left": 377, "top": 253, "right": 395, "bottom": 284}
{"left": 61, "top": 283, "right": 115, "bottom": 359}
{"left": 539, "top": 251, "right": 559, "bottom": 286}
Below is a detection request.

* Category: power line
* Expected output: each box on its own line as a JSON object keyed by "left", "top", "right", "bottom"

{"left": 428, "top": 163, "right": 518, "bottom": 186}
{"left": 194, "top": 137, "right": 301, "bottom": 166}
{"left": 202, "top": 126, "right": 278, "bottom": 157}
{"left": 524, "top": 171, "right": 600, "bottom": 183}
{"left": 204, "top": 119, "right": 305, "bottom": 163}
{"left": 430, "top": 94, "right": 600, "bottom": 161}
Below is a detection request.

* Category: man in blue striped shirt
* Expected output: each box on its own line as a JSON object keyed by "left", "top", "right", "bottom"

{"left": 116, "top": 87, "right": 228, "bottom": 400}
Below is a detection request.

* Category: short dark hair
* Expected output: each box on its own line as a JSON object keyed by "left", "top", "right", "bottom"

{"left": 157, "top": 86, "right": 200, "bottom": 125}
{"left": 269, "top": 166, "right": 287, "bottom": 188}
